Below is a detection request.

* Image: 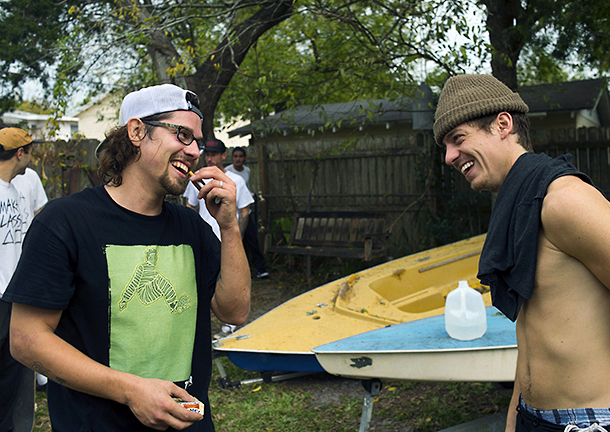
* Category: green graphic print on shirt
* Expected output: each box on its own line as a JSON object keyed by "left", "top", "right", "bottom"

{"left": 106, "top": 244, "right": 198, "bottom": 382}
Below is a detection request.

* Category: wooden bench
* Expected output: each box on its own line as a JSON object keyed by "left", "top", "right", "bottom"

{"left": 264, "top": 211, "right": 390, "bottom": 263}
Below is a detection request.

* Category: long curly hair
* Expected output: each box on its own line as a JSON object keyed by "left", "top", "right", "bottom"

{"left": 97, "top": 112, "right": 173, "bottom": 186}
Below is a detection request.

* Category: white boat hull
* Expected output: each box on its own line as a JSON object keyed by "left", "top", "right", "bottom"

{"left": 314, "top": 346, "right": 517, "bottom": 382}
{"left": 313, "top": 306, "right": 517, "bottom": 382}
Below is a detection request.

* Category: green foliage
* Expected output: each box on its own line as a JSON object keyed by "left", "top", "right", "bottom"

{"left": 0, "top": 0, "right": 76, "bottom": 112}
{"left": 550, "top": 0, "right": 610, "bottom": 73}
{"left": 0, "top": 0, "right": 483, "bottom": 130}
{"left": 271, "top": 216, "right": 294, "bottom": 244}
{"left": 217, "top": 0, "right": 480, "bottom": 124}
{"left": 517, "top": 45, "right": 570, "bottom": 86}
{"left": 415, "top": 142, "right": 492, "bottom": 250}
{"left": 0, "top": 0, "right": 604, "bottom": 135}
{"left": 481, "top": 0, "right": 609, "bottom": 87}
{"left": 17, "top": 100, "right": 52, "bottom": 115}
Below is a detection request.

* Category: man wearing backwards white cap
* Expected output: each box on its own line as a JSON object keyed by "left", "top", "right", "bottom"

{"left": 0, "top": 127, "right": 39, "bottom": 432}
{"left": 5, "top": 84, "right": 250, "bottom": 431}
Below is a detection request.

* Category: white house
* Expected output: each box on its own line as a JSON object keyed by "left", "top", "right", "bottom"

{"left": 74, "top": 93, "right": 122, "bottom": 141}
{"left": 2, "top": 110, "right": 79, "bottom": 141}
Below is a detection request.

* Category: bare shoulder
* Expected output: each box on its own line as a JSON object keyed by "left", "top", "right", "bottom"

{"left": 543, "top": 175, "right": 608, "bottom": 227}
{"left": 542, "top": 174, "right": 610, "bottom": 287}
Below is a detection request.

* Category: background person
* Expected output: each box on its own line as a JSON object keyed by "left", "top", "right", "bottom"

{"left": 225, "top": 146, "right": 269, "bottom": 279}
{"left": 11, "top": 166, "right": 49, "bottom": 392}
{"left": 435, "top": 74, "right": 610, "bottom": 432}
{"left": 0, "top": 127, "right": 41, "bottom": 432}
{"left": 11, "top": 167, "right": 48, "bottom": 220}
{"left": 184, "top": 139, "right": 252, "bottom": 241}
{"left": 225, "top": 146, "right": 250, "bottom": 185}
{"left": 184, "top": 138, "right": 254, "bottom": 337}
{"left": 5, "top": 84, "right": 250, "bottom": 431}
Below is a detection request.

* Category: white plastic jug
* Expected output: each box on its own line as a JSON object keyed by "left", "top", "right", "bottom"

{"left": 445, "top": 280, "right": 487, "bottom": 341}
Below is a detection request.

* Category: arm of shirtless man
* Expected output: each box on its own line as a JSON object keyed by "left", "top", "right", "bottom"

{"left": 505, "top": 175, "right": 610, "bottom": 431}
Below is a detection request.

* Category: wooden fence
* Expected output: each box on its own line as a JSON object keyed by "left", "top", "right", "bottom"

{"left": 531, "top": 127, "right": 610, "bottom": 196}
{"left": 32, "top": 126, "right": 610, "bottom": 259}
{"left": 31, "top": 139, "right": 101, "bottom": 201}
{"left": 244, "top": 126, "right": 610, "bottom": 257}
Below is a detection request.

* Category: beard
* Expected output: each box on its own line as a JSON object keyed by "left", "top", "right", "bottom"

{"left": 160, "top": 171, "right": 190, "bottom": 196}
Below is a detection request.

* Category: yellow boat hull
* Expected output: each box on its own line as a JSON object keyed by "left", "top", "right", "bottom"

{"left": 214, "top": 234, "right": 490, "bottom": 372}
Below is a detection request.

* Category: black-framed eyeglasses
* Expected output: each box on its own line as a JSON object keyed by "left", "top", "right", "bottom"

{"left": 142, "top": 121, "right": 204, "bottom": 149}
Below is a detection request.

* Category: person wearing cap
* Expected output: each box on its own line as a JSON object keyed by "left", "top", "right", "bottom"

{"left": 184, "top": 138, "right": 253, "bottom": 241}
{"left": 435, "top": 74, "right": 610, "bottom": 431}
{"left": 0, "top": 127, "right": 40, "bottom": 432}
{"left": 4, "top": 84, "right": 250, "bottom": 431}
{"left": 183, "top": 138, "right": 254, "bottom": 338}
{"left": 10, "top": 166, "right": 49, "bottom": 396}
{"left": 224, "top": 146, "right": 269, "bottom": 279}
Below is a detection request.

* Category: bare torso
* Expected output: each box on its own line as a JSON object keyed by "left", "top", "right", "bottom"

{"left": 516, "top": 178, "right": 610, "bottom": 410}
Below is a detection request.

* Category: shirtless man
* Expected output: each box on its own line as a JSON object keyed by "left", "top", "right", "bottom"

{"left": 435, "top": 74, "right": 610, "bottom": 431}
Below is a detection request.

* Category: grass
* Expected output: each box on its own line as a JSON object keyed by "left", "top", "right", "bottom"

{"left": 209, "top": 363, "right": 364, "bottom": 431}
{"left": 34, "top": 362, "right": 511, "bottom": 431}
{"left": 206, "top": 358, "right": 512, "bottom": 432}
{"left": 31, "top": 267, "right": 513, "bottom": 431}
{"left": 34, "top": 390, "right": 50, "bottom": 432}
{"left": 211, "top": 386, "right": 360, "bottom": 431}
{"left": 373, "top": 381, "right": 511, "bottom": 431}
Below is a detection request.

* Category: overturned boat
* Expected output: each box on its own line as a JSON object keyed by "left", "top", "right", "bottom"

{"left": 213, "top": 234, "right": 491, "bottom": 373}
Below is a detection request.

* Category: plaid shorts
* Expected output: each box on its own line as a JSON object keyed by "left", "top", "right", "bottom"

{"left": 518, "top": 395, "right": 610, "bottom": 430}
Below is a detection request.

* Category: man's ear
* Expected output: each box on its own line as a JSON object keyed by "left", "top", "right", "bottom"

{"left": 496, "top": 112, "right": 514, "bottom": 139}
{"left": 127, "top": 118, "right": 146, "bottom": 146}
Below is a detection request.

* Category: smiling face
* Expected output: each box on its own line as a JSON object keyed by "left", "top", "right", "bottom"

{"left": 136, "top": 110, "right": 202, "bottom": 197}
{"left": 442, "top": 113, "right": 527, "bottom": 193}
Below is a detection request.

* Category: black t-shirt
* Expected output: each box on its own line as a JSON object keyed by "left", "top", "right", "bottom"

{"left": 4, "top": 186, "right": 221, "bottom": 431}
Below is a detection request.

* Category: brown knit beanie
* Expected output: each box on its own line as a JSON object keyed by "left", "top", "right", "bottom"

{"left": 433, "top": 74, "right": 529, "bottom": 145}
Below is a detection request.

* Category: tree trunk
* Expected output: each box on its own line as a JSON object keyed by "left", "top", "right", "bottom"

{"left": 119, "top": 0, "right": 188, "bottom": 88}
{"left": 186, "top": 0, "right": 294, "bottom": 139}
{"left": 123, "top": 0, "right": 293, "bottom": 139}
{"left": 482, "top": 0, "right": 527, "bottom": 90}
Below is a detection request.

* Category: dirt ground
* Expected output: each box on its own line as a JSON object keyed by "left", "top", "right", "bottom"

{"left": 211, "top": 268, "right": 513, "bottom": 431}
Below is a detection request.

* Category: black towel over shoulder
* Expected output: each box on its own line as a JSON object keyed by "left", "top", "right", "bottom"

{"left": 478, "top": 152, "right": 601, "bottom": 321}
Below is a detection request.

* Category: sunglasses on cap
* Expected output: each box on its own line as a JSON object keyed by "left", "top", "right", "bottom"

{"left": 142, "top": 121, "right": 204, "bottom": 149}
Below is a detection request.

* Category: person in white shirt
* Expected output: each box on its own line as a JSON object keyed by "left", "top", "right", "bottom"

{"left": 225, "top": 146, "right": 250, "bottom": 185}
{"left": 184, "top": 140, "right": 253, "bottom": 241}
{"left": 11, "top": 167, "right": 48, "bottom": 221}
{"left": 183, "top": 139, "right": 254, "bottom": 338}
{"left": 11, "top": 166, "right": 49, "bottom": 392}
{"left": 225, "top": 147, "right": 269, "bottom": 279}
{"left": 0, "top": 128, "right": 41, "bottom": 432}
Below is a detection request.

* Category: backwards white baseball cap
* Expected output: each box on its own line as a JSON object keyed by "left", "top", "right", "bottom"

{"left": 118, "top": 84, "right": 203, "bottom": 126}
